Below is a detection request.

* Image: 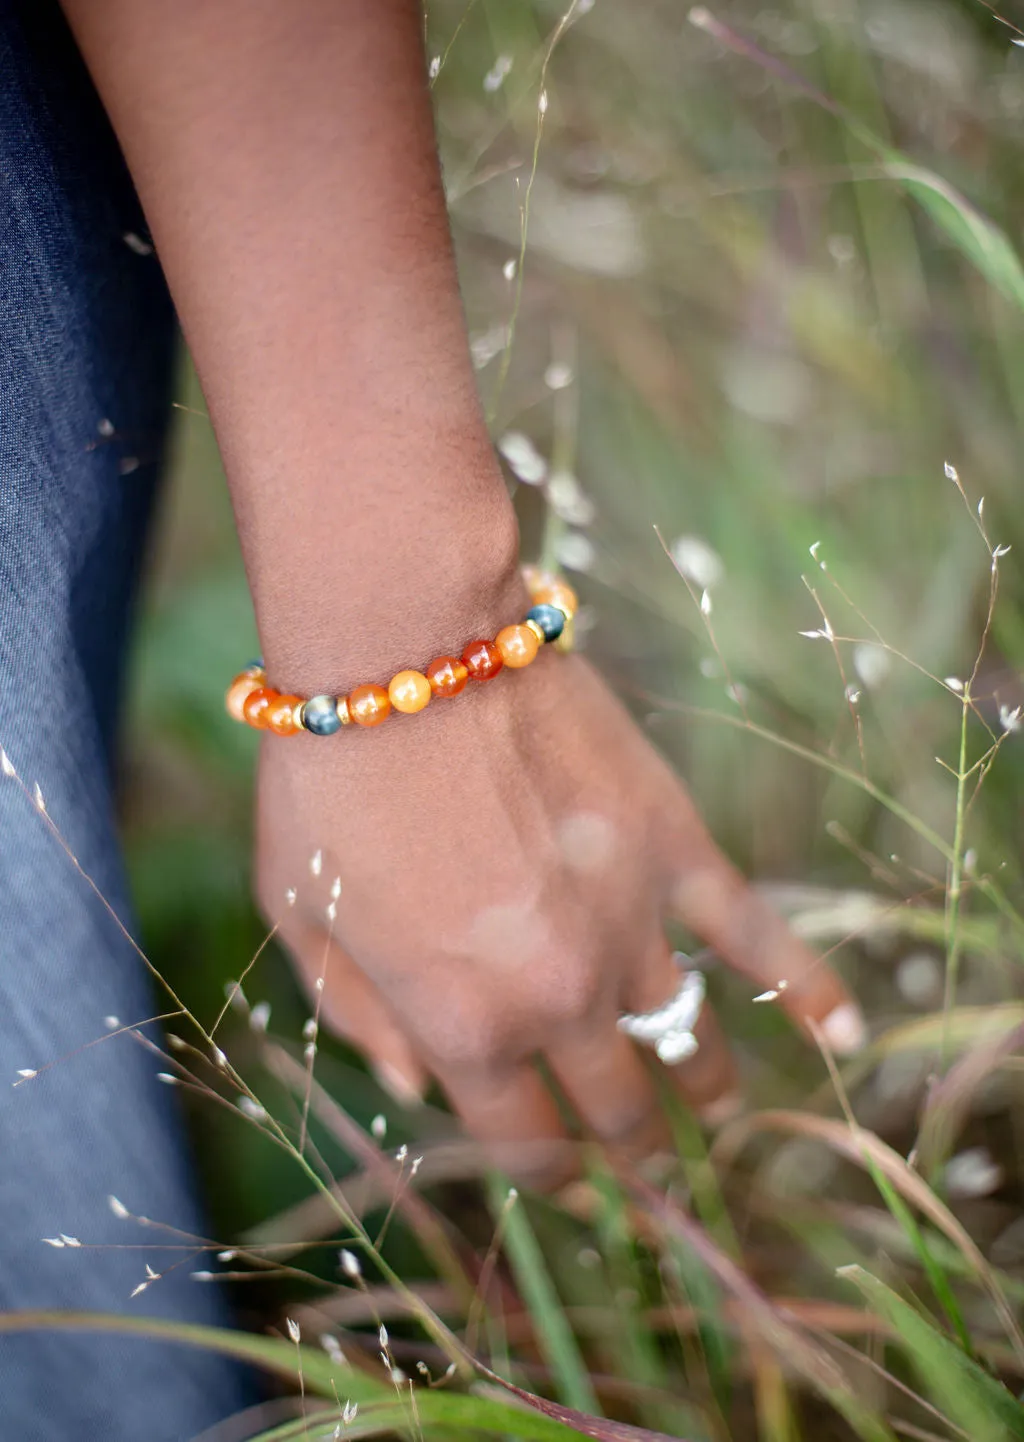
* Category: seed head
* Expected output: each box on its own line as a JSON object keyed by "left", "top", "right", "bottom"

{"left": 249, "top": 1001, "right": 271, "bottom": 1032}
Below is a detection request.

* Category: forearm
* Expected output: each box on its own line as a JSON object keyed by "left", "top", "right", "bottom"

{"left": 59, "top": 0, "right": 520, "bottom": 688}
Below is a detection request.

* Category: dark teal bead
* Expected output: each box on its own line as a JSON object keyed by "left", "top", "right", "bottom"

{"left": 302, "top": 695, "right": 341, "bottom": 735}
{"left": 246, "top": 657, "right": 265, "bottom": 672}
{"left": 525, "top": 603, "right": 564, "bottom": 642}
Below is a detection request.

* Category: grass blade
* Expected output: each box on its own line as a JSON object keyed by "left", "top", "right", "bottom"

{"left": 588, "top": 1163, "right": 699, "bottom": 1436}
{"left": 628, "top": 1177, "right": 897, "bottom": 1442}
{"left": 839, "top": 1266, "right": 1024, "bottom": 1442}
{"left": 714, "top": 1109, "right": 1024, "bottom": 1366}
{"left": 0, "top": 1309, "right": 602, "bottom": 1442}
{"left": 688, "top": 8, "right": 1024, "bottom": 311}
{"left": 486, "top": 1173, "right": 601, "bottom": 1416}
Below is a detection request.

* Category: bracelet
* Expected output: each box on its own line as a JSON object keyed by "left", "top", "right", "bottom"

{"left": 225, "top": 567, "right": 577, "bottom": 737}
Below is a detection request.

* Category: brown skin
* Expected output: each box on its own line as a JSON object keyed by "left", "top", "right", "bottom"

{"left": 61, "top": 0, "right": 858, "bottom": 1170}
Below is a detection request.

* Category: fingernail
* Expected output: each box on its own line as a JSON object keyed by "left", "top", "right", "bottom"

{"left": 372, "top": 1060, "right": 424, "bottom": 1108}
{"left": 819, "top": 1002, "right": 867, "bottom": 1056}
{"left": 698, "top": 1091, "right": 745, "bottom": 1128}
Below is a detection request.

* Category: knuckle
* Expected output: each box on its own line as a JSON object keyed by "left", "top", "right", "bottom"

{"left": 533, "top": 958, "right": 603, "bottom": 1026}
{"left": 424, "top": 1001, "right": 509, "bottom": 1071}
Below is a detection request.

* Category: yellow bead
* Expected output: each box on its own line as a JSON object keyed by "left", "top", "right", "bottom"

{"left": 532, "top": 579, "right": 577, "bottom": 618}
{"left": 495, "top": 623, "right": 539, "bottom": 669}
{"left": 225, "top": 672, "right": 263, "bottom": 723}
{"left": 388, "top": 670, "right": 432, "bottom": 714}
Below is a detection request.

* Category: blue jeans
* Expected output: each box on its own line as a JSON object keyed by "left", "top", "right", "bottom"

{"left": 0, "top": 3, "right": 257, "bottom": 1435}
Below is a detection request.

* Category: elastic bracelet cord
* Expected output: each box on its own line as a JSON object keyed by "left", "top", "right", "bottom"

{"left": 226, "top": 567, "right": 577, "bottom": 736}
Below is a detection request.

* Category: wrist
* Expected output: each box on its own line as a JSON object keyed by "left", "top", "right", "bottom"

{"left": 253, "top": 480, "right": 526, "bottom": 695}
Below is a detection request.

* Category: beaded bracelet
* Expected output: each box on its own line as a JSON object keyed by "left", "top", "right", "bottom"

{"left": 225, "top": 568, "right": 577, "bottom": 736}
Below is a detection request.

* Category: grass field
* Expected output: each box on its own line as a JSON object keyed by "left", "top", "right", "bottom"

{"left": 109, "top": 2, "right": 1024, "bottom": 1437}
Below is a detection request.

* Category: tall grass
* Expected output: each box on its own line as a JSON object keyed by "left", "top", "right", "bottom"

{"left": 12, "top": 0, "right": 1024, "bottom": 1437}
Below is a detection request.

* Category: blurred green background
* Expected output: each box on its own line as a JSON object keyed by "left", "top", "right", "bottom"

{"left": 116, "top": 0, "right": 1024, "bottom": 1427}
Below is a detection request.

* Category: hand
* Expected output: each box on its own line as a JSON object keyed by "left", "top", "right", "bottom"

{"left": 254, "top": 637, "right": 864, "bottom": 1176}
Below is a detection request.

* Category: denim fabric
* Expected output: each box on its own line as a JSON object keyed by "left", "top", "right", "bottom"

{"left": 0, "top": 3, "right": 257, "bottom": 1436}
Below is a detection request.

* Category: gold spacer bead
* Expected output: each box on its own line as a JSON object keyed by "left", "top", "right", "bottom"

{"left": 336, "top": 695, "right": 352, "bottom": 726}
{"left": 554, "top": 613, "right": 575, "bottom": 653}
{"left": 524, "top": 618, "right": 546, "bottom": 644}
{"left": 292, "top": 700, "right": 307, "bottom": 730}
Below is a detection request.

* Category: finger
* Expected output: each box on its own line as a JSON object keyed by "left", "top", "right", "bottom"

{"left": 666, "top": 843, "right": 865, "bottom": 1054}
{"left": 278, "top": 916, "right": 428, "bottom": 1106}
{"left": 673, "top": 1005, "right": 742, "bottom": 1123}
{"left": 438, "top": 1062, "right": 574, "bottom": 1186}
{"left": 624, "top": 942, "right": 740, "bottom": 1124}
{"left": 545, "top": 1013, "right": 669, "bottom": 1155}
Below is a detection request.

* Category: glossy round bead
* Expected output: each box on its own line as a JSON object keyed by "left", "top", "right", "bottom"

{"left": 267, "top": 693, "right": 304, "bottom": 736}
{"left": 462, "top": 639, "right": 504, "bottom": 681}
{"left": 388, "top": 670, "right": 432, "bottom": 714}
{"left": 496, "top": 623, "right": 540, "bottom": 669}
{"left": 226, "top": 671, "right": 264, "bottom": 722}
{"left": 525, "top": 603, "right": 565, "bottom": 643}
{"left": 425, "top": 655, "right": 468, "bottom": 698}
{"left": 302, "top": 694, "right": 342, "bottom": 736}
{"left": 348, "top": 683, "right": 391, "bottom": 727}
{"left": 532, "top": 579, "right": 577, "bottom": 618}
{"left": 242, "top": 687, "right": 276, "bottom": 729}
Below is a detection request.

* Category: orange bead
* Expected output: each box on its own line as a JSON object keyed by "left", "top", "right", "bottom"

{"left": 267, "top": 693, "right": 304, "bottom": 736}
{"left": 425, "top": 655, "right": 468, "bottom": 697}
{"left": 462, "top": 639, "right": 504, "bottom": 681}
{"left": 495, "top": 623, "right": 540, "bottom": 669}
{"left": 242, "top": 687, "right": 276, "bottom": 729}
{"left": 532, "top": 579, "right": 577, "bottom": 617}
{"left": 226, "top": 671, "right": 263, "bottom": 723}
{"left": 388, "top": 670, "right": 432, "bottom": 714}
{"left": 347, "top": 683, "right": 391, "bottom": 727}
